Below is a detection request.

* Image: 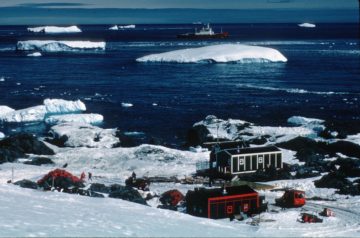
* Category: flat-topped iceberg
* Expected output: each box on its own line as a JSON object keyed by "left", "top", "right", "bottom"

{"left": 0, "top": 99, "right": 87, "bottom": 123}
{"left": 44, "top": 99, "right": 86, "bottom": 114}
{"left": 136, "top": 44, "right": 287, "bottom": 63}
{"left": 27, "top": 25, "right": 82, "bottom": 34}
{"left": 16, "top": 40, "right": 106, "bottom": 52}
{"left": 109, "top": 24, "right": 135, "bottom": 30}
{"left": 298, "top": 23, "right": 316, "bottom": 28}
{"left": 27, "top": 52, "right": 42, "bottom": 57}
{"left": 45, "top": 113, "right": 103, "bottom": 125}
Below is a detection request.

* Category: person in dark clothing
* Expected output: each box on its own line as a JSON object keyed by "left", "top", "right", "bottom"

{"left": 62, "top": 163, "right": 68, "bottom": 168}
{"left": 88, "top": 172, "right": 92, "bottom": 181}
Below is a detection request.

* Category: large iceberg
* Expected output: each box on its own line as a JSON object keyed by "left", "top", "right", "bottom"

{"left": 44, "top": 99, "right": 86, "bottom": 114}
{"left": 298, "top": 23, "right": 316, "bottom": 28}
{"left": 136, "top": 44, "right": 287, "bottom": 63}
{"left": 16, "top": 40, "right": 106, "bottom": 52}
{"left": 0, "top": 99, "right": 87, "bottom": 123}
{"left": 45, "top": 113, "right": 103, "bottom": 125}
{"left": 27, "top": 25, "right": 82, "bottom": 34}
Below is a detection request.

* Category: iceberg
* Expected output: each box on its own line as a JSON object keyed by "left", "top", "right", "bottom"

{"left": 0, "top": 105, "right": 47, "bottom": 123}
{"left": 298, "top": 23, "right": 316, "bottom": 28}
{"left": 136, "top": 44, "right": 287, "bottom": 63}
{"left": 16, "top": 40, "right": 106, "bottom": 52}
{"left": 49, "top": 122, "right": 119, "bottom": 148}
{"left": 0, "top": 132, "right": 4, "bottom": 139}
{"left": 118, "top": 24, "right": 136, "bottom": 29}
{"left": 287, "top": 116, "right": 324, "bottom": 126}
{"left": 109, "top": 25, "right": 119, "bottom": 30}
{"left": 27, "top": 25, "right": 82, "bottom": 34}
{"left": 45, "top": 113, "right": 103, "bottom": 125}
{"left": 0, "top": 99, "right": 87, "bottom": 123}
{"left": 27, "top": 52, "right": 42, "bottom": 57}
{"left": 44, "top": 99, "right": 86, "bottom": 114}
{"left": 0, "top": 106, "right": 15, "bottom": 117}
{"left": 121, "top": 102, "right": 133, "bottom": 107}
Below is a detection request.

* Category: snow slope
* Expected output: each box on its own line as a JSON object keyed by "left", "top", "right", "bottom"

{"left": 27, "top": 25, "right": 82, "bottom": 33}
{"left": 16, "top": 40, "right": 106, "bottom": 52}
{"left": 136, "top": 44, "right": 287, "bottom": 63}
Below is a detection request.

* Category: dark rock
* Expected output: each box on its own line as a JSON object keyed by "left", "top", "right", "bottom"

{"left": 328, "top": 141, "right": 360, "bottom": 159}
{"left": 14, "top": 179, "right": 38, "bottom": 189}
{"left": 44, "top": 135, "right": 68, "bottom": 148}
{"left": 0, "top": 133, "right": 54, "bottom": 155}
{"left": 0, "top": 148, "right": 26, "bottom": 164}
{"left": 89, "top": 183, "right": 111, "bottom": 194}
{"left": 295, "top": 167, "right": 321, "bottom": 179}
{"left": 24, "top": 157, "right": 54, "bottom": 166}
{"left": 239, "top": 166, "right": 292, "bottom": 182}
{"left": 64, "top": 187, "right": 104, "bottom": 198}
{"left": 314, "top": 172, "right": 352, "bottom": 189}
{"left": 109, "top": 184, "right": 147, "bottom": 205}
{"left": 330, "top": 158, "right": 360, "bottom": 177}
{"left": 186, "top": 124, "right": 211, "bottom": 146}
{"left": 248, "top": 136, "right": 268, "bottom": 145}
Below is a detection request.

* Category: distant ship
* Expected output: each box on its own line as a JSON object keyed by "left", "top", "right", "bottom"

{"left": 177, "top": 24, "right": 229, "bottom": 39}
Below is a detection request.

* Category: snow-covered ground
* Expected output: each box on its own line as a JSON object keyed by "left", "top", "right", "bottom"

{"left": 27, "top": 25, "right": 82, "bottom": 34}
{"left": 16, "top": 40, "right": 106, "bottom": 52}
{"left": 136, "top": 44, "right": 287, "bottom": 63}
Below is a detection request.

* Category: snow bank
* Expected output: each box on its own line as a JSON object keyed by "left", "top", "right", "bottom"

{"left": 0, "top": 99, "right": 87, "bottom": 123}
{"left": 136, "top": 44, "right": 287, "bottom": 63}
{"left": 27, "top": 25, "right": 82, "bottom": 33}
{"left": 16, "top": 40, "right": 106, "bottom": 52}
{"left": 298, "top": 23, "right": 316, "bottom": 28}
{"left": 45, "top": 113, "right": 103, "bottom": 125}
{"left": 49, "top": 122, "right": 119, "bottom": 148}
{"left": 27, "top": 52, "right": 42, "bottom": 57}
{"left": 44, "top": 99, "right": 86, "bottom": 114}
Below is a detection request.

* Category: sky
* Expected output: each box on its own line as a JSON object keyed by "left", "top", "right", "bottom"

{"left": 0, "top": 0, "right": 358, "bottom": 24}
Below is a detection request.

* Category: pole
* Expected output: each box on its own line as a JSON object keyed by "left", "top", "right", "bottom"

{"left": 11, "top": 167, "right": 14, "bottom": 183}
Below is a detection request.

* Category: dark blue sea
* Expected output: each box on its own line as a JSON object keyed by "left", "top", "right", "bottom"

{"left": 0, "top": 23, "right": 359, "bottom": 146}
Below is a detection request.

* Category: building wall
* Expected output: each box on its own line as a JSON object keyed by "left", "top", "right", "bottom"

{"left": 231, "top": 152, "right": 282, "bottom": 174}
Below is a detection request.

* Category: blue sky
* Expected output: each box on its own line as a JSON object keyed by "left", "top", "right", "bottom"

{"left": 0, "top": 0, "right": 358, "bottom": 24}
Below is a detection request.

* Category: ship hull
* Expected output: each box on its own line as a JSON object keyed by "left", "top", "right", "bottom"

{"left": 177, "top": 32, "right": 229, "bottom": 39}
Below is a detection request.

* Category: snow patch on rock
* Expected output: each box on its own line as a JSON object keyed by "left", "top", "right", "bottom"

{"left": 136, "top": 44, "right": 287, "bottom": 63}
{"left": 49, "top": 122, "right": 119, "bottom": 148}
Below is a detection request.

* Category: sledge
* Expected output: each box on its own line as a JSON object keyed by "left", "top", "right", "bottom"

{"left": 319, "top": 208, "right": 335, "bottom": 217}
{"left": 298, "top": 213, "right": 323, "bottom": 223}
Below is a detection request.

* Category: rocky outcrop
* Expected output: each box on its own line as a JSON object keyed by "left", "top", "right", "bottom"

{"left": 109, "top": 184, "right": 147, "bottom": 205}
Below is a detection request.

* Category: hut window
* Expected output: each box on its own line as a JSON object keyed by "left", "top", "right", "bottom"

{"left": 258, "top": 155, "right": 263, "bottom": 163}
{"left": 239, "top": 158, "right": 244, "bottom": 165}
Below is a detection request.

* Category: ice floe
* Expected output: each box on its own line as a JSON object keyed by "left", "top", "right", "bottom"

{"left": 298, "top": 23, "right": 316, "bottom": 28}
{"left": 0, "top": 76, "right": 5, "bottom": 82}
{"left": 109, "top": 25, "right": 119, "bottom": 30}
{"left": 287, "top": 116, "right": 325, "bottom": 126}
{"left": 27, "top": 25, "right": 82, "bottom": 34}
{"left": 45, "top": 113, "right": 104, "bottom": 125}
{"left": 0, "top": 99, "right": 87, "bottom": 123}
{"left": 27, "top": 52, "right": 42, "bottom": 57}
{"left": 121, "top": 102, "right": 133, "bottom": 107}
{"left": 0, "top": 132, "right": 4, "bottom": 139}
{"left": 49, "top": 122, "right": 119, "bottom": 148}
{"left": 16, "top": 40, "right": 106, "bottom": 52}
{"left": 109, "top": 24, "right": 135, "bottom": 30}
{"left": 136, "top": 44, "right": 287, "bottom": 63}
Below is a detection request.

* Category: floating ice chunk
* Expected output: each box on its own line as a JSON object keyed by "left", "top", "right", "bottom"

{"left": 287, "top": 116, "right": 324, "bottom": 126}
{"left": 27, "top": 25, "right": 82, "bottom": 34}
{"left": 298, "top": 23, "right": 316, "bottom": 28}
{"left": 45, "top": 113, "right": 104, "bottom": 125}
{"left": 44, "top": 99, "right": 86, "bottom": 114}
{"left": 0, "top": 76, "right": 5, "bottom": 82}
{"left": 121, "top": 102, "right": 133, "bottom": 107}
{"left": 0, "top": 132, "right": 4, "bottom": 139}
{"left": 0, "top": 105, "right": 15, "bottom": 117}
{"left": 124, "top": 131, "right": 145, "bottom": 136}
{"left": 16, "top": 40, "right": 106, "bottom": 52}
{"left": 118, "top": 24, "right": 136, "bottom": 29}
{"left": 49, "top": 122, "right": 119, "bottom": 148}
{"left": 109, "top": 25, "right": 118, "bottom": 30}
{"left": 27, "top": 52, "right": 42, "bottom": 57}
{"left": 136, "top": 44, "right": 287, "bottom": 63}
{"left": 152, "top": 103, "right": 158, "bottom": 106}
{"left": 0, "top": 105, "right": 47, "bottom": 123}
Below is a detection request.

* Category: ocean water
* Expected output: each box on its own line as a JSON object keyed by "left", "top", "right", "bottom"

{"left": 0, "top": 23, "right": 359, "bottom": 145}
